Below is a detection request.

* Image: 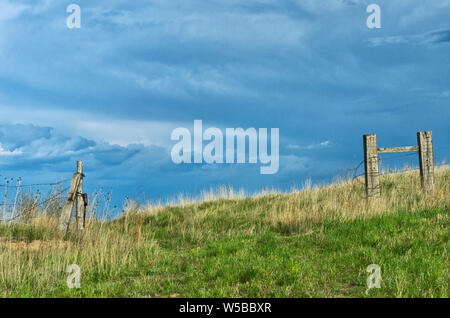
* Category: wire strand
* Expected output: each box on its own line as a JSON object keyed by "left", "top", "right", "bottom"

{"left": 0, "top": 179, "right": 70, "bottom": 188}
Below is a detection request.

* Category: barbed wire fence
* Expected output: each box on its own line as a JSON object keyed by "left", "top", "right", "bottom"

{"left": 0, "top": 178, "right": 71, "bottom": 223}
{"left": 342, "top": 151, "right": 424, "bottom": 185}
{"left": 0, "top": 164, "right": 118, "bottom": 234}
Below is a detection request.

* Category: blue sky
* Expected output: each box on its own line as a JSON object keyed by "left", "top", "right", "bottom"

{"left": 0, "top": 0, "right": 449, "bottom": 210}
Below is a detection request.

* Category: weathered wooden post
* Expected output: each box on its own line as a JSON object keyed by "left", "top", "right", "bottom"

{"left": 76, "top": 161, "right": 85, "bottom": 231}
{"left": 363, "top": 134, "right": 380, "bottom": 198}
{"left": 417, "top": 131, "right": 434, "bottom": 192}
{"left": 58, "top": 161, "right": 84, "bottom": 234}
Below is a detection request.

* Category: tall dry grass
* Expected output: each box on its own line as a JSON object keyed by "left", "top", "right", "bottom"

{"left": 0, "top": 166, "right": 448, "bottom": 296}
{"left": 0, "top": 187, "right": 157, "bottom": 296}
{"left": 132, "top": 165, "right": 449, "bottom": 239}
{"left": 0, "top": 213, "right": 158, "bottom": 296}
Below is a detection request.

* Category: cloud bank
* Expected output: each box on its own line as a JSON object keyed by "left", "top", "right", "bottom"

{"left": 0, "top": 0, "right": 448, "bottom": 206}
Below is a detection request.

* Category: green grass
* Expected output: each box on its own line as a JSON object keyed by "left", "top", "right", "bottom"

{"left": 115, "top": 208, "right": 449, "bottom": 297}
{"left": 0, "top": 168, "right": 448, "bottom": 297}
{"left": 1, "top": 207, "right": 448, "bottom": 298}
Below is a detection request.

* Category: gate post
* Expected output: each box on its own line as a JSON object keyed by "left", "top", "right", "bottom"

{"left": 363, "top": 134, "right": 380, "bottom": 198}
{"left": 417, "top": 131, "right": 434, "bottom": 192}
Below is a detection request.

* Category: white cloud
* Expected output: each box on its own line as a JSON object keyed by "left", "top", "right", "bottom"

{"left": 366, "top": 29, "right": 450, "bottom": 47}
{"left": 0, "top": 104, "right": 178, "bottom": 149}
{"left": 286, "top": 144, "right": 300, "bottom": 150}
{"left": 287, "top": 140, "right": 330, "bottom": 150}
{"left": 0, "top": 1, "right": 29, "bottom": 22}
{"left": 279, "top": 155, "right": 309, "bottom": 174}
{"left": 0, "top": 144, "right": 22, "bottom": 156}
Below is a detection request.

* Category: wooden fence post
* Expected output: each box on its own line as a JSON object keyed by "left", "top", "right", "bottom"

{"left": 58, "top": 161, "right": 84, "bottom": 234}
{"left": 417, "top": 131, "right": 434, "bottom": 192}
{"left": 76, "top": 161, "right": 85, "bottom": 231}
{"left": 363, "top": 134, "right": 380, "bottom": 198}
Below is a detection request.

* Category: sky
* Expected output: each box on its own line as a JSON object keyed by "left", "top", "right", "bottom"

{"left": 0, "top": 0, "right": 449, "bottom": 212}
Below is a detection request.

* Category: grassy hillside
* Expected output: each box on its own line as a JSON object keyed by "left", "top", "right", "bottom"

{"left": 0, "top": 167, "right": 448, "bottom": 297}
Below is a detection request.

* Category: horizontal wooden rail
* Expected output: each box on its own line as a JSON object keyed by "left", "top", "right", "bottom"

{"left": 377, "top": 146, "right": 419, "bottom": 154}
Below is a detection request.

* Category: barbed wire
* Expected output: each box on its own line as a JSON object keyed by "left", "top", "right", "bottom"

{"left": 346, "top": 150, "right": 446, "bottom": 176}
{"left": 2, "top": 186, "right": 70, "bottom": 223}
{"left": 39, "top": 186, "right": 70, "bottom": 206}
{"left": 4, "top": 213, "right": 21, "bottom": 223}
{"left": 353, "top": 172, "right": 365, "bottom": 179}
{"left": 341, "top": 160, "right": 364, "bottom": 179}
{"left": 345, "top": 152, "right": 423, "bottom": 182}
{"left": 0, "top": 179, "right": 70, "bottom": 189}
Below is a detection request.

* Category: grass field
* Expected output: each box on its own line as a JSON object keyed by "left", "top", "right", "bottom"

{"left": 0, "top": 167, "right": 448, "bottom": 297}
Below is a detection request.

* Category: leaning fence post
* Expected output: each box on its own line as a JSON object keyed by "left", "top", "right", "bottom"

{"left": 76, "top": 161, "right": 85, "bottom": 231}
{"left": 363, "top": 134, "right": 380, "bottom": 199}
{"left": 417, "top": 131, "right": 434, "bottom": 192}
{"left": 58, "top": 162, "right": 83, "bottom": 234}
